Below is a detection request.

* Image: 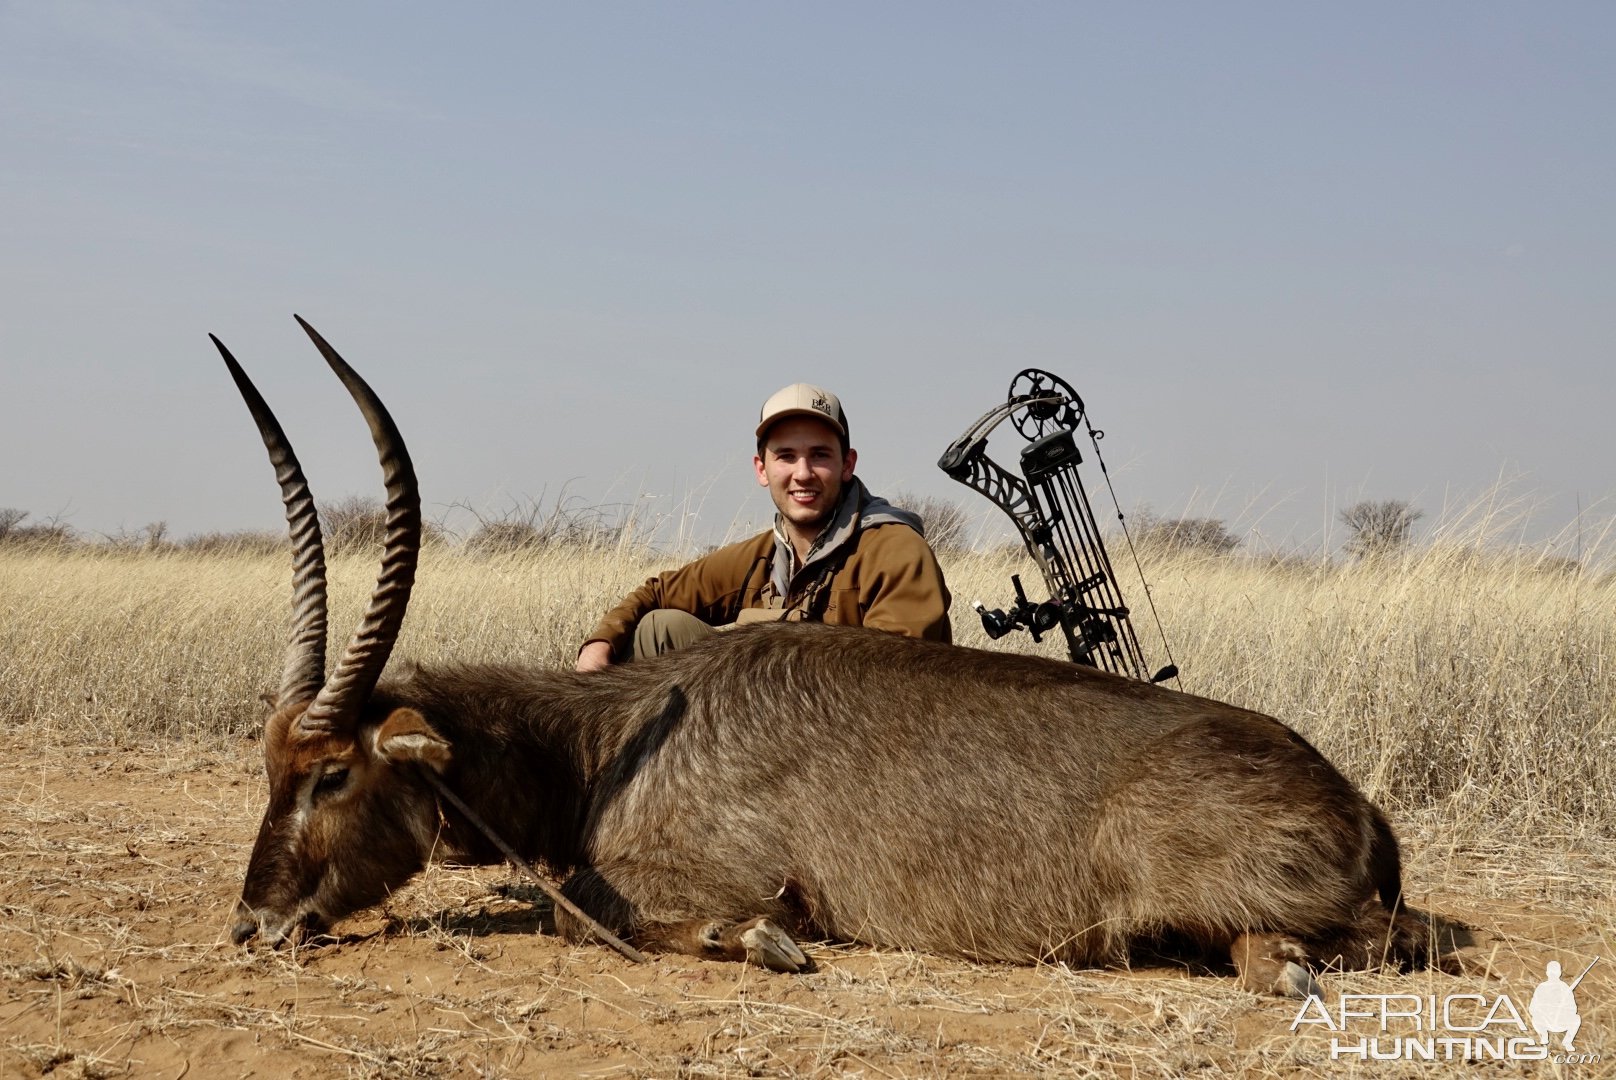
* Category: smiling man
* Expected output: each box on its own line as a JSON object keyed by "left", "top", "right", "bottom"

{"left": 576, "top": 383, "right": 952, "bottom": 670}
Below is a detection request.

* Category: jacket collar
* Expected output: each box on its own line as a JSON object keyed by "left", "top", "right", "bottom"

{"left": 769, "top": 478, "right": 924, "bottom": 598}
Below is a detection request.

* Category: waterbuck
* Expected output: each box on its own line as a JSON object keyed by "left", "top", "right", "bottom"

{"left": 223, "top": 318, "right": 1433, "bottom": 996}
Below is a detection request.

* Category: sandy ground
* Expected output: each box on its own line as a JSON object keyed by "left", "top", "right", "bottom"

{"left": 0, "top": 733, "right": 1610, "bottom": 1079}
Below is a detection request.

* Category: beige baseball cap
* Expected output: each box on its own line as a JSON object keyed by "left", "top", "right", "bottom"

{"left": 756, "top": 383, "right": 848, "bottom": 439}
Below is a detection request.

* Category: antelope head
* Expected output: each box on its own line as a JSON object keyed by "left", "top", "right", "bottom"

{"left": 220, "top": 317, "right": 449, "bottom": 946}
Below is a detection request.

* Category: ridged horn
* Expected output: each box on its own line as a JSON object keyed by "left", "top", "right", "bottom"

{"left": 294, "top": 315, "right": 421, "bottom": 733}
{"left": 212, "top": 334, "right": 330, "bottom": 710}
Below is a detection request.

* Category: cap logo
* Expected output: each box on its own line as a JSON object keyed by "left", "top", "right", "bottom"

{"left": 757, "top": 383, "right": 846, "bottom": 439}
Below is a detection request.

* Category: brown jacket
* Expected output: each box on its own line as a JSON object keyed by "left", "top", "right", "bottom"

{"left": 586, "top": 521, "right": 952, "bottom": 655}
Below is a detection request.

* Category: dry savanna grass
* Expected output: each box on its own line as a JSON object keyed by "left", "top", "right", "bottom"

{"left": 0, "top": 538, "right": 1612, "bottom": 1077}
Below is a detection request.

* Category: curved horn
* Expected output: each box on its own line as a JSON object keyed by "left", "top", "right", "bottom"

{"left": 294, "top": 316, "right": 421, "bottom": 732}
{"left": 211, "top": 334, "right": 330, "bottom": 709}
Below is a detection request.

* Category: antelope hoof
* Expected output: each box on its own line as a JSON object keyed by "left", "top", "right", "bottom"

{"left": 740, "top": 918, "right": 809, "bottom": 973}
{"left": 1278, "top": 960, "right": 1323, "bottom": 1000}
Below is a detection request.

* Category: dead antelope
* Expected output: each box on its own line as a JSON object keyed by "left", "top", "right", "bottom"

{"left": 222, "top": 318, "right": 1434, "bottom": 995}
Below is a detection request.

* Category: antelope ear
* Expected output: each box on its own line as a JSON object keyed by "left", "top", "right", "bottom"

{"left": 374, "top": 708, "right": 451, "bottom": 771}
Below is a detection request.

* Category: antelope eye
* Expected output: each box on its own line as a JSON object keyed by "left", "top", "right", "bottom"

{"left": 313, "top": 767, "right": 349, "bottom": 798}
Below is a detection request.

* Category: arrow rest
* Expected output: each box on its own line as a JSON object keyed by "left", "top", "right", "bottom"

{"left": 939, "top": 370, "right": 1180, "bottom": 685}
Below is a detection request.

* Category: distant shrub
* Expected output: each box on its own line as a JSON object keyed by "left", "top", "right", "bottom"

{"left": 463, "top": 519, "right": 546, "bottom": 555}
{"left": 1129, "top": 509, "right": 1240, "bottom": 554}
{"left": 1529, "top": 554, "right": 1584, "bottom": 576}
{"left": 319, "top": 495, "right": 444, "bottom": 555}
{"left": 101, "top": 522, "right": 176, "bottom": 553}
{"left": 181, "top": 530, "right": 288, "bottom": 556}
{"left": 462, "top": 498, "right": 636, "bottom": 555}
{"left": 319, "top": 495, "right": 389, "bottom": 555}
{"left": 0, "top": 509, "right": 77, "bottom": 550}
{"left": 1246, "top": 552, "right": 1330, "bottom": 579}
{"left": 892, "top": 493, "right": 972, "bottom": 553}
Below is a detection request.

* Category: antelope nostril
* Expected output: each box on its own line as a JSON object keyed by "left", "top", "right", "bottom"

{"left": 230, "top": 919, "right": 258, "bottom": 946}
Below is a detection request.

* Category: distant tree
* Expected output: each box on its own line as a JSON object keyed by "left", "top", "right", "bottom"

{"left": 1339, "top": 499, "right": 1424, "bottom": 559}
{"left": 1129, "top": 508, "right": 1240, "bottom": 554}
{"left": 0, "top": 509, "right": 75, "bottom": 549}
{"left": 893, "top": 493, "right": 972, "bottom": 553}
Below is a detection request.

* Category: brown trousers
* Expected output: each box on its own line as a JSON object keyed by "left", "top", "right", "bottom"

{"left": 629, "top": 609, "right": 717, "bottom": 660}
{"left": 629, "top": 606, "right": 786, "bottom": 660}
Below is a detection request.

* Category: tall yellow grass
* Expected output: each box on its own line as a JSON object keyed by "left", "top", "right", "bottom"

{"left": 1, "top": 539, "right": 1611, "bottom": 830}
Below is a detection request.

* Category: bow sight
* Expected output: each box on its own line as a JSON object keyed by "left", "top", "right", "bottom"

{"left": 938, "top": 369, "right": 1178, "bottom": 684}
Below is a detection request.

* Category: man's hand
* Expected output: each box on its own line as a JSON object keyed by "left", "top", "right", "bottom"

{"left": 576, "top": 640, "right": 614, "bottom": 673}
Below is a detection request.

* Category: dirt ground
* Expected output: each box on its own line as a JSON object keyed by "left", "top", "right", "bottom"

{"left": 0, "top": 733, "right": 1609, "bottom": 1079}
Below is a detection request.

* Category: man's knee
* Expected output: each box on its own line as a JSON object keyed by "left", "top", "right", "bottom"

{"left": 632, "top": 609, "right": 717, "bottom": 660}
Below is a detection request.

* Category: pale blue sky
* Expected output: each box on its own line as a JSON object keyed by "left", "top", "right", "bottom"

{"left": 3, "top": 2, "right": 1611, "bottom": 554}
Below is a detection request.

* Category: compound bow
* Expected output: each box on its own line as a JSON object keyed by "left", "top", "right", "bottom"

{"left": 938, "top": 369, "right": 1178, "bottom": 684}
